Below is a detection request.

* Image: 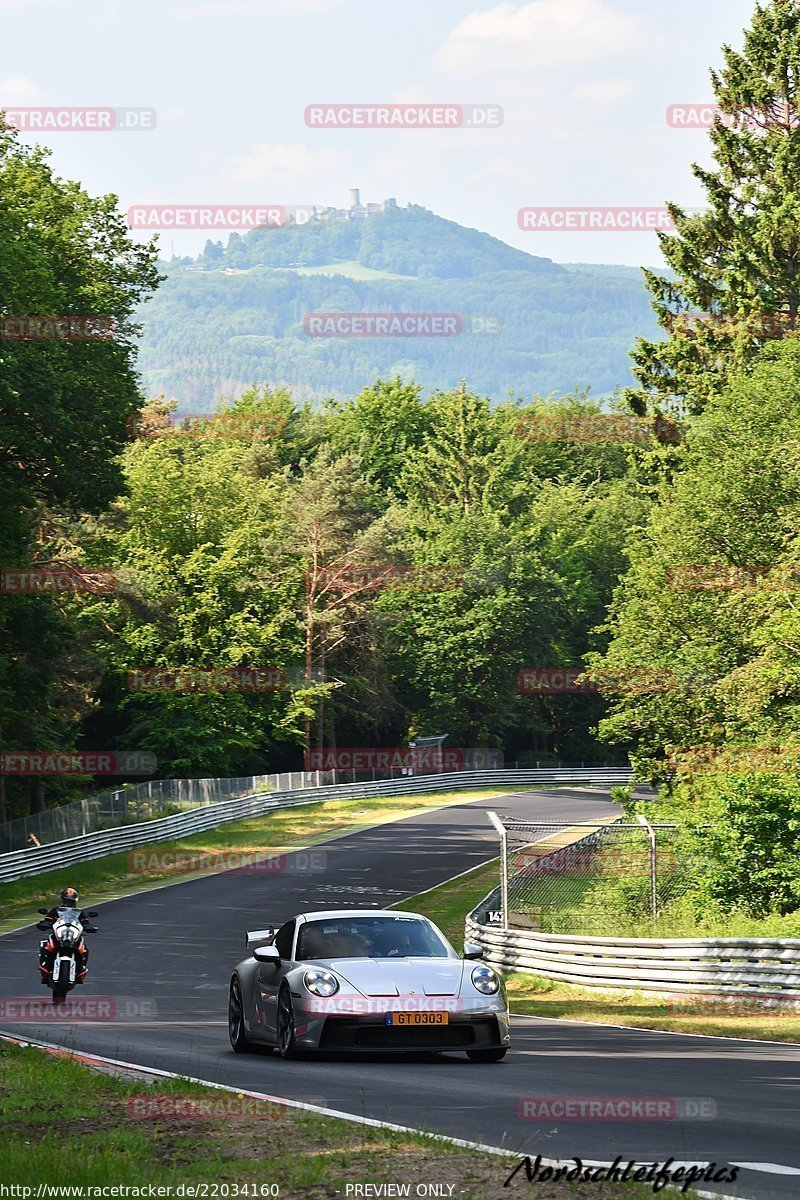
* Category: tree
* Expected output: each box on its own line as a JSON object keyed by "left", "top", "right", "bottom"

{"left": 87, "top": 400, "right": 301, "bottom": 776}
{"left": 275, "top": 447, "right": 394, "bottom": 755}
{"left": 0, "top": 121, "right": 160, "bottom": 818}
{"left": 324, "top": 378, "right": 431, "bottom": 505}
{"left": 628, "top": 0, "right": 800, "bottom": 417}
{"left": 590, "top": 339, "right": 800, "bottom": 781}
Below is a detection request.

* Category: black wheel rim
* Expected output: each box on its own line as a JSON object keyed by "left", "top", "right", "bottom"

{"left": 229, "top": 980, "right": 243, "bottom": 1043}
{"left": 278, "top": 991, "right": 293, "bottom": 1053}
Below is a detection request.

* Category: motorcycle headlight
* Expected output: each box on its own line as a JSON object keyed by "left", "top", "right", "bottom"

{"left": 471, "top": 964, "right": 500, "bottom": 995}
{"left": 303, "top": 968, "right": 339, "bottom": 998}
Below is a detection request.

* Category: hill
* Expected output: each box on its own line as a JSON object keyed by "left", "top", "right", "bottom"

{"left": 135, "top": 204, "right": 661, "bottom": 406}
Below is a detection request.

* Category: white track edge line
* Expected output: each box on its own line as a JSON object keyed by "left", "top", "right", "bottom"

{"left": 0, "top": 1030, "right": 763, "bottom": 1199}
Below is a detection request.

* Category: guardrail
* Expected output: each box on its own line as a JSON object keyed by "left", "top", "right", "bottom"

{"left": 466, "top": 890, "right": 800, "bottom": 997}
{"left": 0, "top": 767, "right": 631, "bottom": 884}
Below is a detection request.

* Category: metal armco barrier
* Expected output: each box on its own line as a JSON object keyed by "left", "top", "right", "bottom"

{"left": 465, "top": 896, "right": 800, "bottom": 997}
{"left": 0, "top": 767, "right": 631, "bottom": 883}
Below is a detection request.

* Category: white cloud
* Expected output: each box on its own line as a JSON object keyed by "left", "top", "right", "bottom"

{"left": 160, "top": 105, "right": 187, "bottom": 126}
{"left": 570, "top": 77, "right": 639, "bottom": 106}
{"left": 226, "top": 141, "right": 341, "bottom": 183}
{"left": 0, "top": 74, "right": 43, "bottom": 104}
{"left": 436, "top": 0, "right": 648, "bottom": 75}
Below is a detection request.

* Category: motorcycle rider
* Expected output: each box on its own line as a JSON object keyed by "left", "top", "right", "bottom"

{"left": 38, "top": 887, "right": 93, "bottom": 985}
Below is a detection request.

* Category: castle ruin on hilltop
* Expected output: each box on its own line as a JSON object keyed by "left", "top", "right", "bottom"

{"left": 301, "top": 189, "right": 400, "bottom": 224}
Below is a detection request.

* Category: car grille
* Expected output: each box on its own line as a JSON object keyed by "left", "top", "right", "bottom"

{"left": 318, "top": 1017, "right": 500, "bottom": 1051}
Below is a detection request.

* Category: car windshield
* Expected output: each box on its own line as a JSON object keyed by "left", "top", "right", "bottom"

{"left": 297, "top": 916, "right": 452, "bottom": 961}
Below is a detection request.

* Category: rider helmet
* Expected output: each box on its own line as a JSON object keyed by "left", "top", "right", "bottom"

{"left": 60, "top": 887, "right": 79, "bottom": 906}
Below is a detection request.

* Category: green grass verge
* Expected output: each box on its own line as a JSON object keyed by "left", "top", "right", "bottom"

{"left": 397, "top": 860, "right": 800, "bottom": 1044}
{"left": 292, "top": 259, "right": 415, "bottom": 280}
{"left": 0, "top": 1040, "right": 663, "bottom": 1197}
{"left": 0, "top": 789, "right": 517, "bottom": 932}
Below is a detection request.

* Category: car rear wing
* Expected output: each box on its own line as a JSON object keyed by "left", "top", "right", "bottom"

{"left": 245, "top": 927, "right": 276, "bottom": 951}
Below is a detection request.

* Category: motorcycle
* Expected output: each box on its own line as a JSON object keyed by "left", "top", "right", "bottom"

{"left": 36, "top": 906, "right": 99, "bottom": 1004}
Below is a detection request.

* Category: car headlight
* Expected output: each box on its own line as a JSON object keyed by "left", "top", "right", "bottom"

{"left": 303, "top": 968, "right": 340, "bottom": 998}
{"left": 471, "top": 964, "right": 500, "bottom": 995}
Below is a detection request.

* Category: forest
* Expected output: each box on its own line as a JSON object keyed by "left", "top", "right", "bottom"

{"left": 137, "top": 205, "right": 660, "bottom": 405}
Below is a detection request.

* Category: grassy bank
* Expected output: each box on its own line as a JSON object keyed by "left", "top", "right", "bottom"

{"left": 396, "top": 861, "right": 800, "bottom": 1044}
{"left": 0, "top": 788, "right": 515, "bottom": 931}
{"left": 0, "top": 1040, "right": 661, "bottom": 1198}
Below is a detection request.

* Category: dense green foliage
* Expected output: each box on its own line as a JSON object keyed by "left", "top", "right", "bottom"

{"left": 629, "top": 0, "right": 800, "bottom": 416}
{"left": 0, "top": 122, "right": 160, "bottom": 821}
{"left": 72, "top": 384, "right": 646, "bottom": 801}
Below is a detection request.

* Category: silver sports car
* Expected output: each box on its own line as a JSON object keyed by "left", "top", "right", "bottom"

{"left": 228, "top": 908, "right": 510, "bottom": 1061}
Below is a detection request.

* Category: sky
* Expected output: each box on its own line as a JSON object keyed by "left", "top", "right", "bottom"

{"left": 1, "top": 0, "right": 760, "bottom": 267}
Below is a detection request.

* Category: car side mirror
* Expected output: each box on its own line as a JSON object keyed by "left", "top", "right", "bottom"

{"left": 463, "top": 943, "right": 484, "bottom": 960}
{"left": 253, "top": 945, "right": 281, "bottom": 964}
{"left": 38, "top": 908, "right": 49, "bottom": 915}
{"left": 88, "top": 911, "right": 98, "bottom": 917}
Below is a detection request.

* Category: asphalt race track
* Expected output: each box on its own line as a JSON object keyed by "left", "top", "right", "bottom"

{"left": 1, "top": 787, "right": 799, "bottom": 1200}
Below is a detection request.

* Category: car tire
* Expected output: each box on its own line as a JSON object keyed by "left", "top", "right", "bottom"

{"left": 228, "top": 977, "right": 253, "bottom": 1053}
{"left": 466, "top": 1047, "right": 507, "bottom": 1063}
{"left": 276, "top": 984, "right": 301, "bottom": 1059}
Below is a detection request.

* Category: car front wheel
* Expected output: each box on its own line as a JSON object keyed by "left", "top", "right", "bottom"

{"left": 466, "top": 1047, "right": 507, "bottom": 1063}
{"left": 228, "top": 977, "right": 253, "bottom": 1053}
{"left": 276, "top": 985, "right": 301, "bottom": 1059}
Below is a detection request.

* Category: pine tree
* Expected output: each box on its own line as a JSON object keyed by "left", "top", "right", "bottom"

{"left": 629, "top": 0, "right": 800, "bottom": 417}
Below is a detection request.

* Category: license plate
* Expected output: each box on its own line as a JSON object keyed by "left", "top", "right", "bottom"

{"left": 385, "top": 1011, "right": 449, "bottom": 1026}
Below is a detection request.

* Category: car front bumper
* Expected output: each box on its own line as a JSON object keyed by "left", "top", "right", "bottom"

{"left": 292, "top": 999, "right": 511, "bottom": 1053}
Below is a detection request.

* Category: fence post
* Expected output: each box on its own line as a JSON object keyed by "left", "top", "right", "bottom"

{"left": 636, "top": 813, "right": 657, "bottom": 932}
{"left": 487, "top": 811, "right": 508, "bottom": 931}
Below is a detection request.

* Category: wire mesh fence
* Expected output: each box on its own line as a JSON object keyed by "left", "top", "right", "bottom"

{"left": 0, "top": 773, "right": 299, "bottom": 854}
{"left": 0, "top": 759, "right": 622, "bottom": 856}
{"left": 491, "top": 815, "right": 697, "bottom": 936}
